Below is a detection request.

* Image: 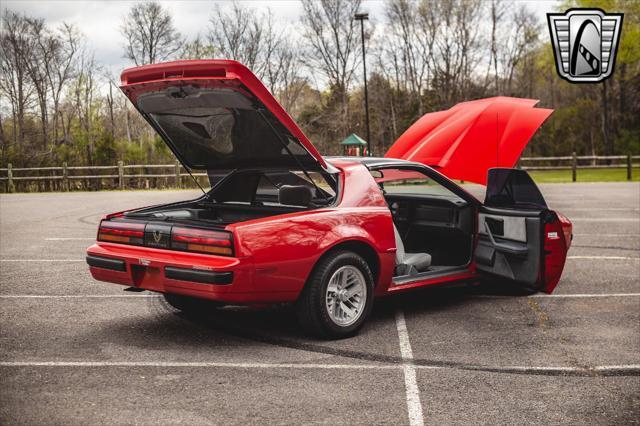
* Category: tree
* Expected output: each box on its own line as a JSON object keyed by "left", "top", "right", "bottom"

{"left": 384, "top": 0, "right": 433, "bottom": 115}
{"left": 24, "top": 17, "right": 55, "bottom": 149}
{"left": 121, "top": 1, "right": 183, "bottom": 66}
{"left": 300, "top": 0, "right": 363, "bottom": 135}
{"left": 182, "top": 34, "right": 214, "bottom": 60}
{"left": 208, "top": 2, "right": 305, "bottom": 107}
{"left": 0, "top": 10, "right": 33, "bottom": 149}
{"left": 422, "top": 0, "right": 484, "bottom": 107}
{"left": 208, "top": 2, "right": 265, "bottom": 73}
{"left": 46, "top": 23, "right": 80, "bottom": 144}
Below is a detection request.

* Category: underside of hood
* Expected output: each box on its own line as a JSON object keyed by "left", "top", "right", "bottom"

{"left": 385, "top": 97, "right": 553, "bottom": 185}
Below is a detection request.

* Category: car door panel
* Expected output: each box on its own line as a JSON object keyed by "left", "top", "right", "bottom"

{"left": 476, "top": 168, "right": 570, "bottom": 293}
{"left": 477, "top": 209, "right": 544, "bottom": 286}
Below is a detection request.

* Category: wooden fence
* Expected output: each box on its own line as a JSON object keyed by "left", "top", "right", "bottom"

{"left": 1, "top": 153, "right": 638, "bottom": 193}
{"left": 0, "top": 161, "right": 209, "bottom": 193}
{"left": 519, "top": 153, "right": 639, "bottom": 182}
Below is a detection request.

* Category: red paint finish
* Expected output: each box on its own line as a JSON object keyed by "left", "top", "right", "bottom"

{"left": 385, "top": 97, "right": 553, "bottom": 185}
{"left": 543, "top": 213, "right": 572, "bottom": 293}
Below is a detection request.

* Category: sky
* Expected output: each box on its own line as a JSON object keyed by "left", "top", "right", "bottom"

{"left": 3, "top": 0, "right": 558, "bottom": 80}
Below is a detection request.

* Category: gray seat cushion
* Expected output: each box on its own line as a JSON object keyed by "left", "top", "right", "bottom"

{"left": 402, "top": 252, "right": 432, "bottom": 272}
{"left": 393, "top": 225, "right": 432, "bottom": 275}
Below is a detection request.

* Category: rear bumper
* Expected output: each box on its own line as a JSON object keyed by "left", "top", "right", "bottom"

{"left": 86, "top": 242, "right": 297, "bottom": 304}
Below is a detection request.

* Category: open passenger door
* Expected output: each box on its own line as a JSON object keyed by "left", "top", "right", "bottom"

{"left": 475, "top": 169, "right": 571, "bottom": 293}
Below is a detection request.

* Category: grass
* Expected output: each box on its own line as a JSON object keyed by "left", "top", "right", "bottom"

{"left": 527, "top": 167, "right": 639, "bottom": 183}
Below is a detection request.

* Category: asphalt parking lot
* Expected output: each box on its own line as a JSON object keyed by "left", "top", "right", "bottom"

{"left": 1, "top": 182, "right": 639, "bottom": 425}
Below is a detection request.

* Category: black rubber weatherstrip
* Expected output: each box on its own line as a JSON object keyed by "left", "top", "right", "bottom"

{"left": 86, "top": 255, "right": 126, "bottom": 272}
{"left": 165, "top": 266, "right": 233, "bottom": 285}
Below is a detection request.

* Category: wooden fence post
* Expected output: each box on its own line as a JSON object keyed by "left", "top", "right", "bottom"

{"left": 118, "top": 161, "right": 124, "bottom": 189}
{"left": 62, "top": 162, "right": 69, "bottom": 191}
{"left": 571, "top": 152, "right": 577, "bottom": 182}
{"left": 627, "top": 155, "right": 632, "bottom": 181}
{"left": 175, "top": 160, "right": 181, "bottom": 189}
{"left": 7, "top": 163, "right": 15, "bottom": 193}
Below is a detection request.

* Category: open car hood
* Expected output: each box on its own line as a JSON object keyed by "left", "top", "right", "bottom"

{"left": 385, "top": 97, "right": 553, "bottom": 185}
{"left": 120, "top": 60, "right": 329, "bottom": 171}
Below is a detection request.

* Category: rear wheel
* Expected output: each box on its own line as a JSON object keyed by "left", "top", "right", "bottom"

{"left": 296, "top": 251, "right": 374, "bottom": 339}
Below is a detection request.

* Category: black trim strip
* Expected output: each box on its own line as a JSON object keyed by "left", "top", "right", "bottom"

{"left": 86, "top": 255, "right": 126, "bottom": 272}
{"left": 165, "top": 266, "right": 233, "bottom": 285}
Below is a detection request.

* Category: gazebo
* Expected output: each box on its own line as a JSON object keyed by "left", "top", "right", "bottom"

{"left": 340, "top": 133, "right": 368, "bottom": 156}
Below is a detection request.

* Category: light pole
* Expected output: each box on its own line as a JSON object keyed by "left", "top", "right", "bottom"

{"left": 354, "top": 12, "right": 371, "bottom": 156}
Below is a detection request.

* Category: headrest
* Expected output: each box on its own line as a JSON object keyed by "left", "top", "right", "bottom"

{"left": 278, "top": 185, "right": 313, "bottom": 207}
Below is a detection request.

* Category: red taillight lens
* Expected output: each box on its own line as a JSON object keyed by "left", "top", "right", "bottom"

{"left": 98, "top": 220, "right": 145, "bottom": 245}
{"left": 171, "top": 227, "right": 233, "bottom": 256}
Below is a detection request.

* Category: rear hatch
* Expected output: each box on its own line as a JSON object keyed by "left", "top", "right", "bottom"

{"left": 120, "top": 60, "right": 330, "bottom": 172}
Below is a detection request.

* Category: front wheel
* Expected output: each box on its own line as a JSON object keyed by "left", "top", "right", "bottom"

{"left": 296, "top": 251, "right": 374, "bottom": 339}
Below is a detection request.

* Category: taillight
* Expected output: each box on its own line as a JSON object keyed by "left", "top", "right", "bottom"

{"left": 171, "top": 227, "right": 233, "bottom": 256}
{"left": 98, "top": 220, "right": 145, "bottom": 245}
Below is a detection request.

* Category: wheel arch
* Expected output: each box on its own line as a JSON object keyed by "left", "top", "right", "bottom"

{"left": 308, "top": 239, "right": 381, "bottom": 289}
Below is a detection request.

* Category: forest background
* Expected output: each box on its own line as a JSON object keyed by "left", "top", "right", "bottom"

{"left": 1, "top": 0, "right": 638, "bottom": 172}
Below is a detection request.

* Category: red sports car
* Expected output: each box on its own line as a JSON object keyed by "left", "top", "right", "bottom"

{"left": 86, "top": 60, "right": 572, "bottom": 338}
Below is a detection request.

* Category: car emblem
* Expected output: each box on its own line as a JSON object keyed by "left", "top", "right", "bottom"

{"left": 547, "top": 8, "right": 623, "bottom": 83}
{"left": 153, "top": 230, "right": 162, "bottom": 243}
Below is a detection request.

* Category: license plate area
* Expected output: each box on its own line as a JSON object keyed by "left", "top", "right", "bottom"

{"left": 130, "top": 264, "right": 162, "bottom": 290}
{"left": 144, "top": 223, "right": 172, "bottom": 249}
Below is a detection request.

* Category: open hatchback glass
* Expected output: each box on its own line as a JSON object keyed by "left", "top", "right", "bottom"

{"left": 120, "top": 60, "right": 330, "bottom": 172}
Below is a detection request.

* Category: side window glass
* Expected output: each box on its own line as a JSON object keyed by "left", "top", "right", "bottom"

{"left": 255, "top": 171, "right": 336, "bottom": 202}
{"left": 372, "top": 168, "right": 462, "bottom": 200}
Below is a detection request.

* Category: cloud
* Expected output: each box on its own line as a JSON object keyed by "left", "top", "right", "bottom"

{"left": 1, "top": 0, "right": 306, "bottom": 75}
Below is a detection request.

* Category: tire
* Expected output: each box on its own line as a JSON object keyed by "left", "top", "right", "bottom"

{"left": 296, "top": 250, "right": 375, "bottom": 339}
{"left": 162, "top": 293, "right": 223, "bottom": 313}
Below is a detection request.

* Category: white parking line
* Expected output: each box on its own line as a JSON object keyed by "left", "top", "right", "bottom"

{"left": 44, "top": 237, "right": 94, "bottom": 241}
{"left": 475, "top": 293, "right": 640, "bottom": 299}
{"left": 395, "top": 310, "right": 425, "bottom": 426}
{"left": 574, "top": 233, "right": 640, "bottom": 237}
{"left": 567, "top": 256, "right": 639, "bottom": 260}
{"left": 1, "top": 361, "right": 637, "bottom": 376}
{"left": 570, "top": 218, "right": 639, "bottom": 221}
{"left": 2, "top": 293, "right": 639, "bottom": 300}
{"left": 561, "top": 208, "right": 639, "bottom": 211}
{"left": 0, "top": 259, "right": 85, "bottom": 262}
{"left": 2, "top": 255, "right": 638, "bottom": 263}
{"left": 529, "top": 293, "right": 640, "bottom": 298}
{"left": 0, "top": 295, "right": 158, "bottom": 299}
{"left": 0, "top": 361, "right": 399, "bottom": 369}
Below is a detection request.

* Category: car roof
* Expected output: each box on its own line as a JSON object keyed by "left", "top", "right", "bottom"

{"left": 324, "top": 156, "right": 424, "bottom": 169}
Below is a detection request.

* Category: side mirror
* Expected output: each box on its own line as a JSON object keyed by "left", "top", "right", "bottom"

{"left": 370, "top": 170, "right": 384, "bottom": 179}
